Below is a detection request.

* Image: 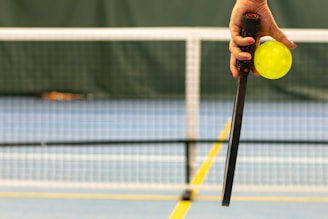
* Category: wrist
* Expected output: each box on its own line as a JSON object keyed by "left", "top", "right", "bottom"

{"left": 250, "top": 0, "right": 267, "bottom": 3}
{"left": 237, "top": 0, "right": 267, "bottom": 3}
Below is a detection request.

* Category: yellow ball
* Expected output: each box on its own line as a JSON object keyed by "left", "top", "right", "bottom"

{"left": 254, "top": 41, "right": 292, "bottom": 80}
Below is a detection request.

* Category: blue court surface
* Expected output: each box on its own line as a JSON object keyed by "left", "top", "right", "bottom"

{"left": 0, "top": 97, "right": 327, "bottom": 218}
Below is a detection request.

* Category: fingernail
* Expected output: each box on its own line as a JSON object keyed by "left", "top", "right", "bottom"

{"left": 291, "top": 41, "right": 297, "bottom": 49}
{"left": 249, "top": 38, "right": 255, "bottom": 44}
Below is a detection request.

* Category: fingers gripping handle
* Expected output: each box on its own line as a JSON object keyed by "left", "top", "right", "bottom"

{"left": 237, "top": 12, "right": 261, "bottom": 74}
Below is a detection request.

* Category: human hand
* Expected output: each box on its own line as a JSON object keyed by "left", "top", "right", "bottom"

{"left": 229, "top": 0, "right": 297, "bottom": 78}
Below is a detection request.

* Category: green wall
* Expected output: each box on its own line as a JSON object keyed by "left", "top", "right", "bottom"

{"left": 0, "top": 0, "right": 327, "bottom": 28}
{"left": 0, "top": 0, "right": 327, "bottom": 100}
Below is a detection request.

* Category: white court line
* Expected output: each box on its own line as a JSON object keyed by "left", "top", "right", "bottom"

{"left": 0, "top": 180, "right": 327, "bottom": 192}
{"left": 1, "top": 153, "right": 328, "bottom": 164}
{"left": 0, "top": 153, "right": 184, "bottom": 162}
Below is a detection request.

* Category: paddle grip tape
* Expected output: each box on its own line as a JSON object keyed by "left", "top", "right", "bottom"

{"left": 237, "top": 12, "right": 261, "bottom": 74}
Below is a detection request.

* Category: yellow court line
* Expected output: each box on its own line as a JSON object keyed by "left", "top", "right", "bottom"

{"left": 190, "top": 120, "right": 231, "bottom": 195}
{"left": 169, "top": 120, "right": 231, "bottom": 219}
{"left": 0, "top": 192, "right": 179, "bottom": 200}
{"left": 168, "top": 200, "right": 191, "bottom": 218}
{"left": 1, "top": 192, "right": 327, "bottom": 203}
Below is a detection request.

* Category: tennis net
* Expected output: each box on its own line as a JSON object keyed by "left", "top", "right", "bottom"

{"left": 0, "top": 27, "right": 327, "bottom": 194}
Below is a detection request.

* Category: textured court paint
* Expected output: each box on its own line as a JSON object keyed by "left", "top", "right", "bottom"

{"left": 231, "top": 196, "right": 328, "bottom": 203}
{"left": 0, "top": 192, "right": 179, "bottom": 200}
{"left": 169, "top": 121, "right": 231, "bottom": 219}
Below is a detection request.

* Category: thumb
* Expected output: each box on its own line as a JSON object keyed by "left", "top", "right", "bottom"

{"left": 272, "top": 28, "right": 297, "bottom": 49}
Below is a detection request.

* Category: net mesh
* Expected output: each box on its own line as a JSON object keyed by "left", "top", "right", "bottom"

{"left": 0, "top": 28, "right": 327, "bottom": 193}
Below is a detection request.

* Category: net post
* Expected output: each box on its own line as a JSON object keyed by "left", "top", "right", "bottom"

{"left": 185, "top": 140, "right": 191, "bottom": 184}
{"left": 181, "top": 140, "right": 193, "bottom": 200}
{"left": 185, "top": 31, "right": 201, "bottom": 178}
{"left": 181, "top": 31, "right": 201, "bottom": 201}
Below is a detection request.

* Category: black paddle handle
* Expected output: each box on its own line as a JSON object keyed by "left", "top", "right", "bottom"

{"left": 221, "top": 12, "right": 261, "bottom": 207}
{"left": 237, "top": 12, "right": 261, "bottom": 75}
